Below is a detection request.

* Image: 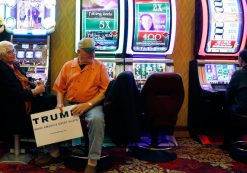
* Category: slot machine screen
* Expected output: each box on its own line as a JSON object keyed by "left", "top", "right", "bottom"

{"left": 133, "top": 63, "right": 165, "bottom": 80}
{"left": 126, "top": 0, "right": 176, "bottom": 55}
{"left": 22, "top": 44, "right": 29, "bottom": 49}
{"left": 17, "top": 50, "right": 25, "bottom": 59}
{"left": 133, "top": 0, "right": 171, "bottom": 52}
{"left": 81, "top": 0, "right": 119, "bottom": 51}
{"left": 0, "top": 1, "right": 4, "bottom": 30}
{"left": 4, "top": 0, "right": 56, "bottom": 34}
{"left": 26, "top": 51, "right": 34, "bottom": 59}
{"left": 198, "top": 0, "right": 247, "bottom": 56}
{"left": 204, "top": 64, "right": 236, "bottom": 83}
{"left": 34, "top": 51, "right": 43, "bottom": 58}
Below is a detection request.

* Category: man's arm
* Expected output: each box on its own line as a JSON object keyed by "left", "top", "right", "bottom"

{"left": 225, "top": 72, "right": 237, "bottom": 108}
{"left": 56, "top": 91, "right": 65, "bottom": 112}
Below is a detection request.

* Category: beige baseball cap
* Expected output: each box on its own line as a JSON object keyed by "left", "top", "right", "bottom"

{"left": 78, "top": 38, "right": 96, "bottom": 51}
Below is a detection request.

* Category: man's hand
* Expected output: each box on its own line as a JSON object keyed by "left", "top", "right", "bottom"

{"left": 72, "top": 103, "right": 92, "bottom": 116}
{"left": 56, "top": 103, "right": 64, "bottom": 112}
{"left": 32, "top": 82, "right": 45, "bottom": 95}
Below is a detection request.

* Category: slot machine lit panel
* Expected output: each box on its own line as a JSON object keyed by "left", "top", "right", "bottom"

{"left": 15, "top": 42, "right": 48, "bottom": 82}
{"left": 4, "top": 0, "right": 56, "bottom": 35}
{"left": 127, "top": 0, "right": 176, "bottom": 55}
{"left": 199, "top": 0, "right": 247, "bottom": 56}
{"left": 197, "top": 0, "right": 246, "bottom": 90}
{"left": 103, "top": 62, "right": 116, "bottom": 80}
{"left": 76, "top": 0, "right": 125, "bottom": 79}
{"left": 0, "top": 0, "right": 4, "bottom": 33}
{"left": 197, "top": 60, "right": 238, "bottom": 91}
{"left": 3, "top": 0, "right": 56, "bottom": 83}
{"left": 204, "top": 64, "right": 236, "bottom": 84}
{"left": 0, "top": 0, "right": 4, "bottom": 18}
{"left": 126, "top": 0, "right": 176, "bottom": 88}
{"left": 133, "top": 62, "right": 167, "bottom": 89}
{"left": 81, "top": 3, "right": 119, "bottom": 52}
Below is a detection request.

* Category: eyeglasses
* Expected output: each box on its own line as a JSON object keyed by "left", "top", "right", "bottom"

{"left": 6, "top": 49, "right": 16, "bottom": 54}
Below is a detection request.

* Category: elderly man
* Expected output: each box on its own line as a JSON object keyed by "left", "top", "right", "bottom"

{"left": 54, "top": 38, "right": 109, "bottom": 173}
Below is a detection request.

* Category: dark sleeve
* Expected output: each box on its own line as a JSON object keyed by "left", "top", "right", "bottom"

{"left": 23, "top": 89, "right": 34, "bottom": 100}
{"left": 225, "top": 72, "right": 238, "bottom": 105}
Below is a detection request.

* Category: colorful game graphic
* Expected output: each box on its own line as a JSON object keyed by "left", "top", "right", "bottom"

{"left": 15, "top": 44, "right": 47, "bottom": 67}
{"left": 206, "top": 0, "right": 244, "bottom": 53}
{"left": 4, "top": 0, "right": 56, "bottom": 34}
{"left": 133, "top": 0, "right": 171, "bottom": 52}
{"left": 0, "top": 1, "right": 4, "bottom": 33}
{"left": 133, "top": 63, "right": 165, "bottom": 80}
{"left": 205, "top": 64, "right": 236, "bottom": 83}
{"left": 81, "top": 0, "right": 119, "bottom": 51}
{"left": 103, "top": 62, "right": 115, "bottom": 79}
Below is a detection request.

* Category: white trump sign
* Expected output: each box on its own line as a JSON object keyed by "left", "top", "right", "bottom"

{"left": 31, "top": 105, "right": 83, "bottom": 147}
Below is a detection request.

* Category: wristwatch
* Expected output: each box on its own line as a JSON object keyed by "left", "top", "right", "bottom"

{"left": 87, "top": 102, "right": 93, "bottom": 107}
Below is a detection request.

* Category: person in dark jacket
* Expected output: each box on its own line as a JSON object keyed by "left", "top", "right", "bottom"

{"left": 104, "top": 71, "right": 141, "bottom": 146}
{"left": 225, "top": 49, "right": 247, "bottom": 115}
{"left": 222, "top": 48, "right": 247, "bottom": 149}
{"left": 0, "top": 41, "right": 56, "bottom": 139}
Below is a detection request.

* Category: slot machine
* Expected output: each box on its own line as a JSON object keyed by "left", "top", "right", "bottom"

{"left": 3, "top": 0, "right": 56, "bottom": 88}
{"left": 75, "top": 0, "right": 125, "bottom": 80}
{"left": 126, "top": 0, "right": 176, "bottom": 89}
{"left": 188, "top": 0, "right": 247, "bottom": 144}
{"left": 0, "top": 1, "right": 4, "bottom": 34}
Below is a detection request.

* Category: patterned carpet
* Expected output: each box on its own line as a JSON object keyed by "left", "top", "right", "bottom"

{"left": 0, "top": 138, "right": 247, "bottom": 173}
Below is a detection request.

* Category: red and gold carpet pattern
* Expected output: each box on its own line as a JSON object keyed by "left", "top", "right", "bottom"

{"left": 1, "top": 138, "right": 247, "bottom": 173}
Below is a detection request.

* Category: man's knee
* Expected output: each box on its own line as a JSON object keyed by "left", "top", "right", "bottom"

{"left": 89, "top": 114, "right": 104, "bottom": 127}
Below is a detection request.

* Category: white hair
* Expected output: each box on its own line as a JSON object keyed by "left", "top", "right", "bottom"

{"left": 0, "top": 41, "right": 14, "bottom": 60}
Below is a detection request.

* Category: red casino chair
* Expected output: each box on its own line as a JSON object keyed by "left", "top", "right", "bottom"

{"left": 128, "top": 72, "right": 184, "bottom": 162}
{"left": 141, "top": 72, "right": 184, "bottom": 147}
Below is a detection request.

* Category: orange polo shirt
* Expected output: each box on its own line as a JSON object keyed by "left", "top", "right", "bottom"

{"left": 53, "top": 58, "right": 110, "bottom": 103}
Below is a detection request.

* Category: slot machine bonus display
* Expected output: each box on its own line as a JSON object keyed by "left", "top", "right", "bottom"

{"left": 76, "top": 0, "right": 125, "bottom": 79}
{"left": 126, "top": 0, "right": 176, "bottom": 88}
{"left": 127, "top": 0, "right": 176, "bottom": 54}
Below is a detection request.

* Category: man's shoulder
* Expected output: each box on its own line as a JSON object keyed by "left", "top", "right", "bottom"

{"left": 231, "top": 68, "right": 247, "bottom": 81}
{"left": 63, "top": 58, "right": 77, "bottom": 67}
{"left": 235, "top": 68, "right": 246, "bottom": 75}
